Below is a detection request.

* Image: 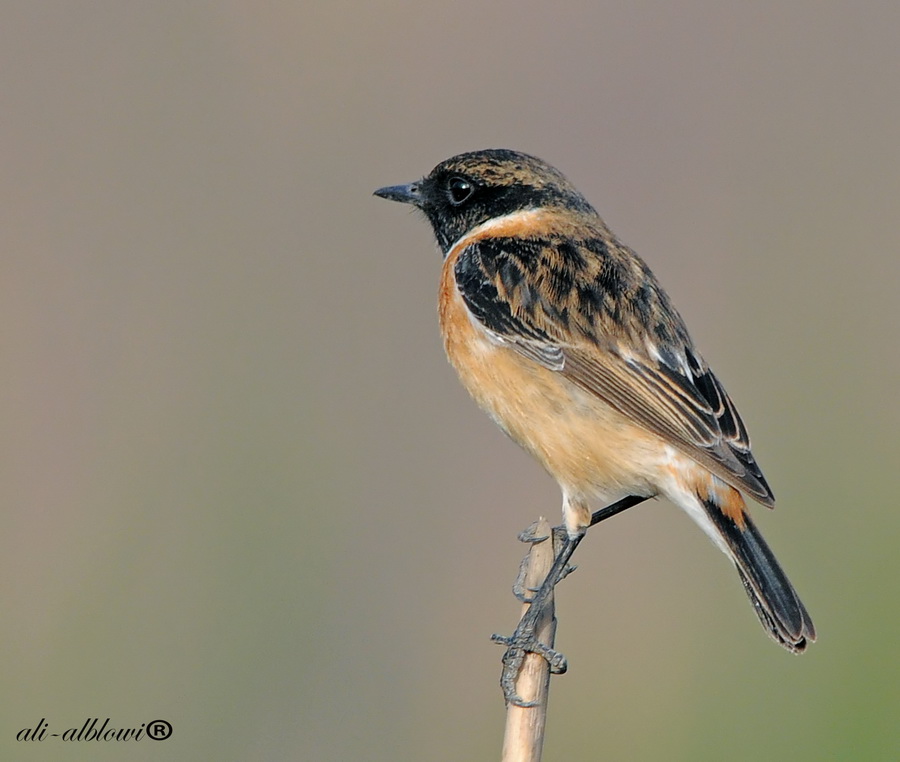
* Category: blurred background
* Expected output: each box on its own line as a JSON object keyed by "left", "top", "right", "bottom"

{"left": 2, "top": 2, "right": 898, "bottom": 760}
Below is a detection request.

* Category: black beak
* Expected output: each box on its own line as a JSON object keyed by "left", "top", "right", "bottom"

{"left": 373, "top": 182, "right": 422, "bottom": 206}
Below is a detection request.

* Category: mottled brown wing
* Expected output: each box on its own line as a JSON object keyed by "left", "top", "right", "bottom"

{"left": 560, "top": 348, "right": 773, "bottom": 505}
{"left": 454, "top": 239, "right": 775, "bottom": 506}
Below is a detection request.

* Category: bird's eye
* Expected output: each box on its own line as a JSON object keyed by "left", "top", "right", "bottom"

{"left": 447, "top": 176, "right": 474, "bottom": 205}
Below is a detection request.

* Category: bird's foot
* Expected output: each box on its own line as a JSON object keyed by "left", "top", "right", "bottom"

{"left": 491, "top": 615, "right": 568, "bottom": 706}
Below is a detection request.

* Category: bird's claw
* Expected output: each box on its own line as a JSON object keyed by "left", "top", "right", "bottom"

{"left": 492, "top": 628, "right": 569, "bottom": 706}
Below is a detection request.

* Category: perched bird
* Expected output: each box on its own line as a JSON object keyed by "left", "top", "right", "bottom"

{"left": 375, "top": 149, "right": 815, "bottom": 703}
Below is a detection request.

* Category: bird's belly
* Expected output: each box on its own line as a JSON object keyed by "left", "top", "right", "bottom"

{"left": 439, "top": 287, "right": 660, "bottom": 502}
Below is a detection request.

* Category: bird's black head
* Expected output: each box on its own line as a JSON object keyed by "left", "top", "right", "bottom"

{"left": 374, "top": 149, "right": 594, "bottom": 254}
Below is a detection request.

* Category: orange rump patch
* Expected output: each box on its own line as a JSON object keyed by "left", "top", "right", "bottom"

{"left": 700, "top": 478, "right": 747, "bottom": 528}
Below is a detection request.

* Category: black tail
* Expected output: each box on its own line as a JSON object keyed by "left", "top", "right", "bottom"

{"left": 701, "top": 499, "right": 816, "bottom": 652}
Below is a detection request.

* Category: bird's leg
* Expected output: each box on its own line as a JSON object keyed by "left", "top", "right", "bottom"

{"left": 492, "top": 531, "right": 582, "bottom": 705}
{"left": 493, "top": 494, "right": 650, "bottom": 706}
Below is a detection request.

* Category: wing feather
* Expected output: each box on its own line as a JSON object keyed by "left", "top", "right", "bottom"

{"left": 453, "top": 239, "right": 774, "bottom": 505}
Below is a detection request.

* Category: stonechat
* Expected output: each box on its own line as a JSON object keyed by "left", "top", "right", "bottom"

{"left": 375, "top": 149, "right": 815, "bottom": 703}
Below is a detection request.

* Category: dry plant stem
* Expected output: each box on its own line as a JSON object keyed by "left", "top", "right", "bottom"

{"left": 501, "top": 518, "right": 557, "bottom": 762}
{"left": 497, "top": 495, "right": 651, "bottom": 758}
{"left": 495, "top": 495, "right": 650, "bottom": 705}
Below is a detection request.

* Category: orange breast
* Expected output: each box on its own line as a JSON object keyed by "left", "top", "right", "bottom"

{"left": 438, "top": 242, "right": 661, "bottom": 503}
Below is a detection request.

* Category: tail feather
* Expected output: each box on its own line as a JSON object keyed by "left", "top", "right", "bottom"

{"left": 700, "top": 497, "right": 816, "bottom": 652}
